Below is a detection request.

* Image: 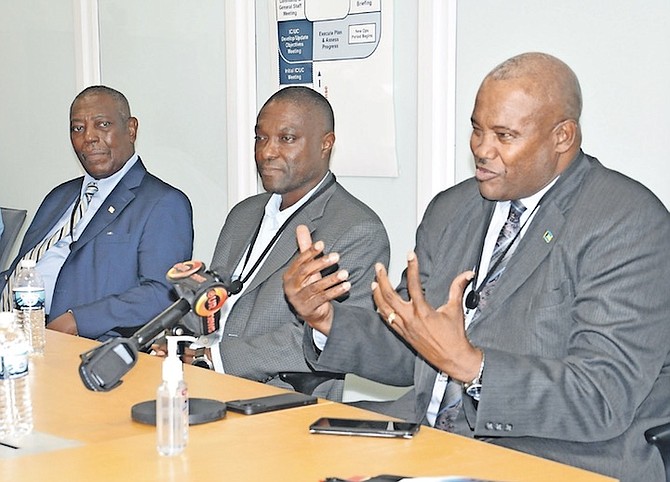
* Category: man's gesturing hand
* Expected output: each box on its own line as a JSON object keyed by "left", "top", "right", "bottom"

{"left": 372, "top": 251, "right": 482, "bottom": 383}
{"left": 283, "top": 225, "right": 351, "bottom": 335}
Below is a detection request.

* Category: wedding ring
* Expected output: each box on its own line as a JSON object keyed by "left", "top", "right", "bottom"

{"left": 387, "top": 311, "right": 397, "bottom": 325}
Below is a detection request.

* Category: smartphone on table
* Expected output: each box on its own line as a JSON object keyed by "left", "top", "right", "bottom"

{"left": 309, "top": 417, "right": 421, "bottom": 439}
{"left": 226, "top": 392, "right": 317, "bottom": 415}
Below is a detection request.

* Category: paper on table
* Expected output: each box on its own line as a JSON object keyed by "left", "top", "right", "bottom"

{"left": 0, "top": 431, "right": 83, "bottom": 459}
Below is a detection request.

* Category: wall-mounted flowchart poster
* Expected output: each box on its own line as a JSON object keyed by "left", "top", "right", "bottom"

{"left": 273, "top": 0, "right": 397, "bottom": 177}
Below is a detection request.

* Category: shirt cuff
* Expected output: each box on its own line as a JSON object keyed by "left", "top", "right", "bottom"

{"left": 312, "top": 329, "right": 328, "bottom": 352}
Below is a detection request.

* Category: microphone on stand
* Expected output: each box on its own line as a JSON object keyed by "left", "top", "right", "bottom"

{"left": 78, "top": 260, "right": 229, "bottom": 392}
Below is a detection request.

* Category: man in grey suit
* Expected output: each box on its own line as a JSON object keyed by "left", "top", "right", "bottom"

{"left": 284, "top": 53, "right": 670, "bottom": 481}
{"left": 192, "top": 86, "right": 389, "bottom": 400}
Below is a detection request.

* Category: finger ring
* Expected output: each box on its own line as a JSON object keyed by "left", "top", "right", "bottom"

{"left": 387, "top": 311, "right": 396, "bottom": 325}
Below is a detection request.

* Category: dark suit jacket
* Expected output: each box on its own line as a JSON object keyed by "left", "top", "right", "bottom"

{"left": 1, "top": 159, "right": 193, "bottom": 339}
{"left": 211, "top": 173, "right": 390, "bottom": 400}
{"left": 305, "top": 153, "right": 670, "bottom": 481}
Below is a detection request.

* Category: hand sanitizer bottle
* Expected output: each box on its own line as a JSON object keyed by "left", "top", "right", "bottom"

{"left": 156, "top": 336, "right": 190, "bottom": 456}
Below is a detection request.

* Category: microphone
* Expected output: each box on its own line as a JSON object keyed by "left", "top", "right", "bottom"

{"left": 166, "top": 260, "right": 229, "bottom": 346}
{"left": 78, "top": 260, "right": 230, "bottom": 392}
{"left": 133, "top": 298, "right": 191, "bottom": 348}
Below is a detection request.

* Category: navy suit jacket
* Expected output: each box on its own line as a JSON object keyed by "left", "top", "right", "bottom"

{"left": 1, "top": 159, "right": 193, "bottom": 339}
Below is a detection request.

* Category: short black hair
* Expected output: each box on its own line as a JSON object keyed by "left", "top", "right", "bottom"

{"left": 70, "top": 85, "right": 132, "bottom": 120}
{"left": 261, "top": 86, "right": 334, "bottom": 132}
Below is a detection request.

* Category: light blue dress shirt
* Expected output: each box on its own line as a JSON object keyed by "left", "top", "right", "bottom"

{"left": 36, "top": 154, "right": 139, "bottom": 314}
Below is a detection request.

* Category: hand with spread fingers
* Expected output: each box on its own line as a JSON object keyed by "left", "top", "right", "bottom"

{"left": 283, "top": 53, "right": 670, "bottom": 479}
{"left": 283, "top": 225, "right": 351, "bottom": 336}
{"left": 372, "top": 252, "right": 482, "bottom": 384}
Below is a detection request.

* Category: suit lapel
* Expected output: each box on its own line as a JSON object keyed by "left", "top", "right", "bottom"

{"left": 227, "top": 206, "right": 266, "bottom": 276}
{"left": 22, "top": 185, "right": 80, "bottom": 254}
{"left": 70, "top": 160, "right": 146, "bottom": 253}
{"left": 244, "top": 224, "right": 299, "bottom": 293}
{"left": 468, "top": 203, "right": 566, "bottom": 329}
{"left": 414, "top": 197, "right": 493, "bottom": 396}
{"left": 243, "top": 174, "right": 335, "bottom": 294}
{"left": 467, "top": 152, "right": 591, "bottom": 330}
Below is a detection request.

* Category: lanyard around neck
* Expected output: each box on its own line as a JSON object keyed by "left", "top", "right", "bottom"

{"left": 464, "top": 200, "right": 541, "bottom": 311}
{"left": 227, "top": 175, "right": 336, "bottom": 295}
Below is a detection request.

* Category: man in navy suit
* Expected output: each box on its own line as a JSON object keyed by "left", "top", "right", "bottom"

{"left": 1, "top": 86, "right": 193, "bottom": 340}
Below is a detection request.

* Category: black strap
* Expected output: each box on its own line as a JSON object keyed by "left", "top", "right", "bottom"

{"left": 228, "top": 175, "right": 336, "bottom": 295}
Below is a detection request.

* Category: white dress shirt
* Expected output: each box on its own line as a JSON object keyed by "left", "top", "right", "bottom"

{"left": 209, "top": 173, "right": 330, "bottom": 373}
{"left": 425, "top": 179, "right": 557, "bottom": 425}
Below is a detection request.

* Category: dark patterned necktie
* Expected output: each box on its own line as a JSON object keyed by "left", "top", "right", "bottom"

{"left": 434, "top": 200, "right": 526, "bottom": 432}
{"left": 473, "top": 199, "right": 526, "bottom": 317}
{"left": 1, "top": 182, "right": 97, "bottom": 311}
{"left": 434, "top": 375, "right": 463, "bottom": 432}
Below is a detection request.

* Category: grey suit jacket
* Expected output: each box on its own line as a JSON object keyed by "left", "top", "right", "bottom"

{"left": 305, "top": 153, "right": 670, "bottom": 481}
{"left": 211, "top": 173, "right": 390, "bottom": 400}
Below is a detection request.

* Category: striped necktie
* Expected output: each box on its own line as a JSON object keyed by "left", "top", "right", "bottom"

{"left": 434, "top": 200, "right": 526, "bottom": 432}
{"left": 1, "top": 182, "right": 98, "bottom": 311}
{"left": 434, "top": 375, "right": 463, "bottom": 432}
{"left": 473, "top": 199, "right": 526, "bottom": 317}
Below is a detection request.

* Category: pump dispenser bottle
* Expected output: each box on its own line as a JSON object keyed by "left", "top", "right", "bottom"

{"left": 156, "top": 336, "right": 190, "bottom": 456}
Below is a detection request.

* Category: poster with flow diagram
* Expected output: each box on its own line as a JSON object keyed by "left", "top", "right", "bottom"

{"left": 270, "top": 0, "right": 398, "bottom": 177}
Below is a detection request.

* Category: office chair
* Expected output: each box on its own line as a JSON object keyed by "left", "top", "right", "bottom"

{"left": 0, "top": 207, "right": 27, "bottom": 270}
{"left": 278, "top": 371, "right": 345, "bottom": 395}
{"left": 645, "top": 421, "right": 670, "bottom": 482}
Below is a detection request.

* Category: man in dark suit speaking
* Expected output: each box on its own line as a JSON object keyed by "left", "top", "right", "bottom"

{"left": 284, "top": 53, "right": 670, "bottom": 480}
{"left": 1, "top": 86, "right": 193, "bottom": 340}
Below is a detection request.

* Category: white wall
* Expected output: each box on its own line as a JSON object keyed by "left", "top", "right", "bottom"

{"left": 454, "top": 1, "right": 670, "bottom": 208}
{"left": 97, "top": 0, "right": 229, "bottom": 267}
{"left": 0, "top": 0, "right": 80, "bottom": 267}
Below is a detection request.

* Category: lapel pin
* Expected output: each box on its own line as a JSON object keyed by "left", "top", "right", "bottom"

{"left": 543, "top": 230, "right": 554, "bottom": 243}
{"left": 108, "top": 206, "right": 115, "bottom": 214}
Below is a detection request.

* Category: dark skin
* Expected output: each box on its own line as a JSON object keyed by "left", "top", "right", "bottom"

{"left": 47, "top": 92, "right": 138, "bottom": 336}
{"left": 283, "top": 227, "right": 479, "bottom": 381}
{"left": 254, "top": 98, "right": 334, "bottom": 209}
{"left": 69, "top": 92, "right": 138, "bottom": 181}
{"left": 153, "top": 97, "right": 336, "bottom": 361}
{"left": 283, "top": 61, "right": 580, "bottom": 384}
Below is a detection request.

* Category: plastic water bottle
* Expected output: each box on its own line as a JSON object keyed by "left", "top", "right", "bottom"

{"left": 156, "top": 336, "right": 190, "bottom": 456}
{"left": 0, "top": 312, "right": 33, "bottom": 438}
{"left": 13, "top": 259, "right": 46, "bottom": 355}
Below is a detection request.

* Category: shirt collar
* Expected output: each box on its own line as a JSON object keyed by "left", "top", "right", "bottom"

{"left": 495, "top": 176, "right": 559, "bottom": 220}
{"left": 265, "top": 171, "right": 331, "bottom": 224}
{"left": 81, "top": 153, "right": 139, "bottom": 200}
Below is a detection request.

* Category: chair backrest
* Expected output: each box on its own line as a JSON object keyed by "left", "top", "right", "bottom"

{"left": 0, "top": 207, "right": 27, "bottom": 271}
{"left": 645, "top": 422, "right": 670, "bottom": 482}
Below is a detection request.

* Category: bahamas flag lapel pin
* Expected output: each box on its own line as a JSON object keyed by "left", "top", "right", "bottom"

{"left": 543, "top": 230, "right": 554, "bottom": 243}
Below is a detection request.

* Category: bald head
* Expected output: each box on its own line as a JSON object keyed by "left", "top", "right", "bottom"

{"left": 470, "top": 52, "right": 583, "bottom": 201}
{"left": 485, "top": 52, "right": 582, "bottom": 124}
